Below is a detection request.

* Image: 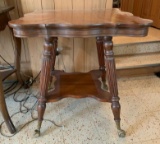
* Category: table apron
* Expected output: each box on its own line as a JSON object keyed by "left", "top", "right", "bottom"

{"left": 12, "top": 26, "right": 149, "bottom": 38}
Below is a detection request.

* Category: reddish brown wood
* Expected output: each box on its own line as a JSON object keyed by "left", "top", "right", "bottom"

{"left": 36, "top": 37, "right": 55, "bottom": 135}
{"left": 9, "top": 9, "right": 152, "bottom": 38}
{"left": 8, "top": 9, "right": 152, "bottom": 137}
{"left": 103, "top": 36, "right": 125, "bottom": 137}
{"left": 49, "top": 37, "right": 58, "bottom": 87}
{"left": 47, "top": 70, "right": 111, "bottom": 102}
{"left": 0, "top": 6, "right": 16, "bottom": 134}
{"left": 52, "top": 37, "right": 58, "bottom": 71}
{"left": 96, "top": 37, "right": 107, "bottom": 89}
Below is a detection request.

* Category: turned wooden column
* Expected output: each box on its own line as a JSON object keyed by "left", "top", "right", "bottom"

{"left": 103, "top": 36, "right": 125, "bottom": 137}
{"left": 96, "top": 37, "right": 107, "bottom": 90}
{"left": 36, "top": 36, "right": 55, "bottom": 136}
{"left": 52, "top": 37, "right": 58, "bottom": 71}
{"left": 49, "top": 37, "right": 58, "bottom": 86}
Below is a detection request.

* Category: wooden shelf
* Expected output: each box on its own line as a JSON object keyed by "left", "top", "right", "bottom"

{"left": 47, "top": 70, "right": 111, "bottom": 102}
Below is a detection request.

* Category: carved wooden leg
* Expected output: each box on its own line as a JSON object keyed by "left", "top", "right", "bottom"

{"left": 35, "top": 37, "right": 55, "bottom": 136}
{"left": 52, "top": 37, "right": 58, "bottom": 71}
{"left": 96, "top": 37, "right": 107, "bottom": 90}
{"left": 0, "top": 74, "right": 16, "bottom": 134}
{"left": 103, "top": 36, "right": 125, "bottom": 137}
{"left": 49, "top": 37, "right": 58, "bottom": 88}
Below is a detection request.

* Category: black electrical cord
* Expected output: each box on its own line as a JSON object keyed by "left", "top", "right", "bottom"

{"left": 0, "top": 70, "right": 64, "bottom": 137}
{"left": 0, "top": 54, "right": 14, "bottom": 69}
{"left": 4, "top": 80, "right": 18, "bottom": 94}
{"left": 0, "top": 53, "right": 21, "bottom": 95}
{"left": 0, "top": 53, "right": 64, "bottom": 137}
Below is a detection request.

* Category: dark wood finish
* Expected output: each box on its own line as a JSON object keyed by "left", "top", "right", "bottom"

{"left": 36, "top": 37, "right": 55, "bottom": 135}
{"left": 103, "top": 36, "right": 125, "bottom": 137}
{"left": 48, "top": 70, "right": 111, "bottom": 102}
{"left": 121, "top": 0, "right": 160, "bottom": 28}
{"left": 9, "top": 9, "right": 152, "bottom": 38}
{"left": 9, "top": 9, "right": 152, "bottom": 137}
{"left": 0, "top": 6, "right": 17, "bottom": 134}
{"left": 96, "top": 37, "right": 107, "bottom": 90}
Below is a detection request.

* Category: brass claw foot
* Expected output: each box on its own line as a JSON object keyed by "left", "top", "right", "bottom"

{"left": 34, "top": 129, "right": 40, "bottom": 137}
{"left": 115, "top": 120, "right": 126, "bottom": 138}
{"left": 118, "top": 129, "right": 126, "bottom": 138}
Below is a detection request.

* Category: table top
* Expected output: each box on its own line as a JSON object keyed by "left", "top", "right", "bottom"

{"left": 0, "top": 6, "right": 14, "bottom": 15}
{"left": 9, "top": 8, "right": 153, "bottom": 38}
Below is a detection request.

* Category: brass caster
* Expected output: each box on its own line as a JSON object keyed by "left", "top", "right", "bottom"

{"left": 118, "top": 129, "right": 126, "bottom": 138}
{"left": 34, "top": 129, "right": 40, "bottom": 137}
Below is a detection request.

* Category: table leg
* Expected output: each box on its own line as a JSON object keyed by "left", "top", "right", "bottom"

{"left": 103, "top": 36, "right": 125, "bottom": 137}
{"left": 52, "top": 37, "right": 58, "bottom": 71}
{"left": 13, "top": 37, "right": 23, "bottom": 84}
{"left": 9, "top": 28, "right": 23, "bottom": 84}
{"left": 96, "top": 37, "right": 107, "bottom": 90}
{"left": 0, "top": 74, "right": 16, "bottom": 134}
{"left": 49, "top": 37, "right": 58, "bottom": 88}
{"left": 35, "top": 37, "right": 55, "bottom": 136}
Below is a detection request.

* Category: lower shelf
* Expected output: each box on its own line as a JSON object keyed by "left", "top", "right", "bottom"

{"left": 47, "top": 70, "right": 111, "bottom": 102}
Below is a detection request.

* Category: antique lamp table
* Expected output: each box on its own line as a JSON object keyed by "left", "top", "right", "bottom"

{"left": 9, "top": 9, "right": 152, "bottom": 137}
{"left": 0, "top": 6, "right": 22, "bottom": 134}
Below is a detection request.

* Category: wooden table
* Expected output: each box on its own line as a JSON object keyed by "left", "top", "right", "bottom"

{"left": 9, "top": 9, "right": 152, "bottom": 137}
{"left": 0, "top": 6, "right": 22, "bottom": 134}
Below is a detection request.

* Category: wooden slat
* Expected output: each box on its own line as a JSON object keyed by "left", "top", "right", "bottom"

{"left": 72, "top": 0, "right": 84, "bottom": 10}
{"left": 58, "top": 38, "right": 74, "bottom": 72}
{"left": 84, "top": 0, "right": 93, "bottom": 10}
{"left": 6, "top": 0, "right": 21, "bottom": 18}
{"left": 84, "top": 0, "right": 93, "bottom": 72}
{"left": 0, "top": 1, "right": 14, "bottom": 66}
{"left": 84, "top": 38, "right": 99, "bottom": 72}
{"left": 2, "top": 0, "right": 32, "bottom": 77}
{"left": 92, "top": 0, "right": 107, "bottom": 10}
{"left": 42, "top": 0, "right": 54, "bottom": 10}
{"left": 54, "top": 0, "right": 74, "bottom": 72}
{"left": 73, "top": 38, "right": 85, "bottom": 72}
{"left": 84, "top": 0, "right": 112, "bottom": 72}
{"left": 72, "top": 0, "right": 85, "bottom": 72}
{"left": 27, "top": 37, "right": 43, "bottom": 76}
{"left": 55, "top": 0, "right": 72, "bottom": 10}
{"left": 132, "top": 0, "right": 143, "bottom": 16}
{"left": 19, "top": 0, "right": 43, "bottom": 77}
{"left": 0, "top": 27, "right": 14, "bottom": 64}
{"left": 106, "top": 0, "right": 113, "bottom": 9}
